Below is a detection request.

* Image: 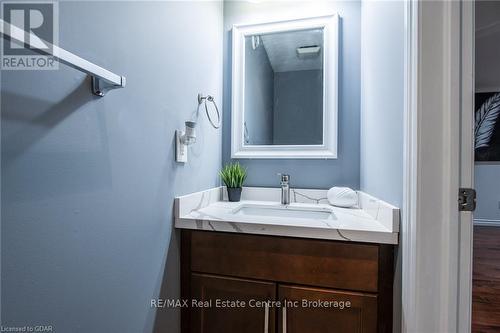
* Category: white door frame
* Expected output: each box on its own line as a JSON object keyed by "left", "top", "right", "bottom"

{"left": 458, "top": 1, "right": 475, "bottom": 332}
{"left": 402, "top": 0, "right": 474, "bottom": 332}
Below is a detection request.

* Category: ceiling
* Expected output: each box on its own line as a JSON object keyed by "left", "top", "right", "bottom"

{"left": 258, "top": 28, "right": 323, "bottom": 73}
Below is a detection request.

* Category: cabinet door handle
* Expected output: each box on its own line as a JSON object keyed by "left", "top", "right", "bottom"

{"left": 264, "top": 302, "right": 269, "bottom": 333}
{"left": 282, "top": 305, "right": 287, "bottom": 333}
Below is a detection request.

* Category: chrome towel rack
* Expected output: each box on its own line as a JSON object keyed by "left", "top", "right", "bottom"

{"left": 198, "top": 93, "right": 220, "bottom": 129}
{"left": 0, "top": 19, "right": 126, "bottom": 97}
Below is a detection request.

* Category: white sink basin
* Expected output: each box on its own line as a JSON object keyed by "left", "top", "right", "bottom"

{"left": 233, "top": 204, "right": 336, "bottom": 220}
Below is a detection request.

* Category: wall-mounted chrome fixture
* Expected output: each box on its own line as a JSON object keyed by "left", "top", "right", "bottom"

{"left": 244, "top": 122, "right": 250, "bottom": 144}
{"left": 176, "top": 121, "right": 197, "bottom": 163}
{"left": 251, "top": 35, "right": 261, "bottom": 50}
{"left": 198, "top": 94, "right": 220, "bottom": 129}
{"left": 0, "top": 19, "right": 126, "bottom": 97}
{"left": 175, "top": 94, "right": 220, "bottom": 163}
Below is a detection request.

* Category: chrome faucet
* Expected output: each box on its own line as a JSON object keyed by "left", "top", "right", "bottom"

{"left": 279, "top": 173, "right": 290, "bottom": 205}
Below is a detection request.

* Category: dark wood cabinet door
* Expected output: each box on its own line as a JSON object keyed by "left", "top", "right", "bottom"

{"left": 278, "top": 285, "right": 377, "bottom": 333}
{"left": 190, "top": 273, "right": 276, "bottom": 333}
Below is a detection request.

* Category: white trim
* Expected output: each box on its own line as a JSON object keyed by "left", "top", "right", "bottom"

{"left": 231, "top": 15, "right": 339, "bottom": 159}
{"left": 474, "top": 219, "right": 500, "bottom": 227}
{"left": 402, "top": 1, "right": 465, "bottom": 332}
{"left": 458, "top": 1, "right": 475, "bottom": 332}
{"left": 401, "top": 0, "right": 418, "bottom": 330}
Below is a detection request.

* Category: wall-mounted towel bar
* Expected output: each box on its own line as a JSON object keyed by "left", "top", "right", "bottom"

{"left": 0, "top": 19, "right": 126, "bottom": 97}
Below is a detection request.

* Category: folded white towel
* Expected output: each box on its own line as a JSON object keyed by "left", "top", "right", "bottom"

{"left": 327, "top": 187, "right": 358, "bottom": 208}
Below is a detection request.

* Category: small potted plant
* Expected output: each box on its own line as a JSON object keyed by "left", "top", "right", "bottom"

{"left": 219, "top": 162, "right": 247, "bottom": 202}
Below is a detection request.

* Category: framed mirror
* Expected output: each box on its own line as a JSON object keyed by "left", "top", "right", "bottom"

{"left": 231, "top": 15, "right": 339, "bottom": 159}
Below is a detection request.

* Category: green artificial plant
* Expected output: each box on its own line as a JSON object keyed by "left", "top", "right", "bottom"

{"left": 219, "top": 163, "right": 247, "bottom": 188}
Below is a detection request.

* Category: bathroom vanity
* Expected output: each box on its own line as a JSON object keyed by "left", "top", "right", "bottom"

{"left": 175, "top": 187, "right": 399, "bottom": 333}
{"left": 173, "top": 14, "right": 400, "bottom": 332}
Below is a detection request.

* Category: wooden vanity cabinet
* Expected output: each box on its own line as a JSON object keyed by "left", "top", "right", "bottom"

{"left": 181, "top": 230, "right": 394, "bottom": 333}
{"left": 278, "top": 285, "right": 377, "bottom": 333}
{"left": 190, "top": 274, "right": 276, "bottom": 333}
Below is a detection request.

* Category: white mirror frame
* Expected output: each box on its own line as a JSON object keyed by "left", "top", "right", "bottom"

{"left": 231, "top": 14, "right": 339, "bottom": 159}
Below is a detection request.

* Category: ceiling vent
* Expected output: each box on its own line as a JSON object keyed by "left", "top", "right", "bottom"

{"left": 296, "top": 45, "right": 321, "bottom": 58}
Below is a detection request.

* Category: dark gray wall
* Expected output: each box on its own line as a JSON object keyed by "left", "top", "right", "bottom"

{"left": 273, "top": 69, "right": 323, "bottom": 145}
{"left": 476, "top": 0, "right": 500, "bottom": 92}
{"left": 244, "top": 37, "right": 274, "bottom": 145}
{"left": 1, "top": 1, "right": 223, "bottom": 332}
{"left": 223, "top": 1, "right": 361, "bottom": 189}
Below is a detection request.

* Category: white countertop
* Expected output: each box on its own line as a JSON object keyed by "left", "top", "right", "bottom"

{"left": 174, "top": 187, "right": 399, "bottom": 245}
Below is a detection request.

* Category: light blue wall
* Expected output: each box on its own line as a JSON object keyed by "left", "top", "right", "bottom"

{"left": 244, "top": 37, "right": 274, "bottom": 145}
{"left": 359, "top": 0, "right": 404, "bottom": 208}
{"left": 223, "top": 1, "right": 361, "bottom": 189}
{"left": 475, "top": 165, "right": 500, "bottom": 222}
{"left": 359, "top": 2, "right": 405, "bottom": 332}
{"left": 273, "top": 69, "right": 323, "bottom": 145}
{"left": 1, "top": 2, "right": 223, "bottom": 332}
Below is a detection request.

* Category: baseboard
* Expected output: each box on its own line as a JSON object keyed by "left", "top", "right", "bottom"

{"left": 474, "top": 218, "right": 500, "bottom": 227}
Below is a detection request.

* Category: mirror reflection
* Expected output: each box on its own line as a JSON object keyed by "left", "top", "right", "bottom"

{"left": 243, "top": 28, "right": 324, "bottom": 146}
